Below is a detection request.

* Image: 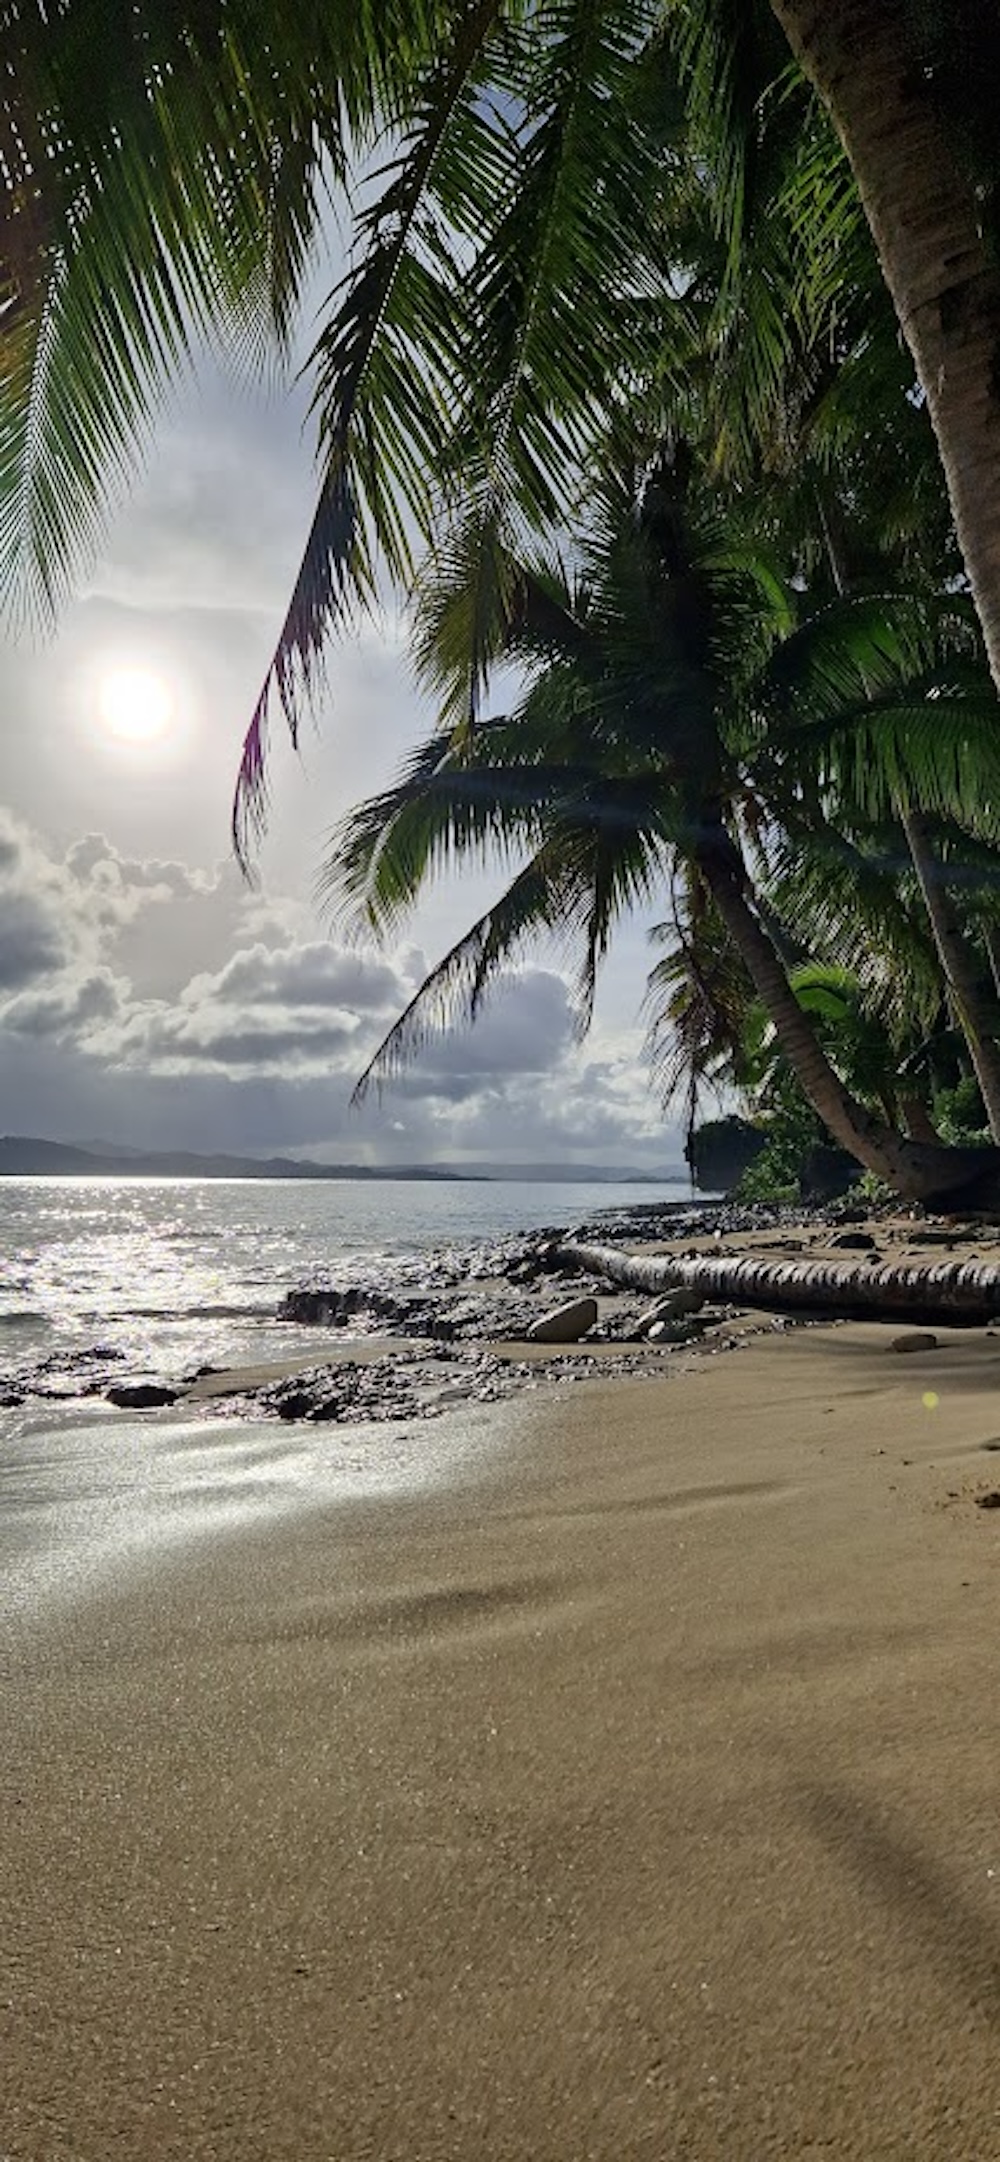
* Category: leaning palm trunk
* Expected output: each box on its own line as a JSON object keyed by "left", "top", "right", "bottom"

{"left": 983, "top": 919, "right": 1000, "bottom": 1005}
{"left": 693, "top": 817, "right": 1000, "bottom": 1205}
{"left": 897, "top": 803, "right": 1000, "bottom": 1141}
{"left": 771, "top": 0, "right": 1000, "bottom": 694}
{"left": 552, "top": 1242, "right": 1000, "bottom": 1325}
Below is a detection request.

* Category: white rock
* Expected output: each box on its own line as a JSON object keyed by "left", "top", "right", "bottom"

{"left": 527, "top": 1296, "right": 598, "bottom": 1344}
{"left": 637, "top": 1290, "right": 706, "bottom": 1332}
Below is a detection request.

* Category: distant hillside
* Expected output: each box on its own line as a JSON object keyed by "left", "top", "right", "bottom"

{"left": 0, "top": 1137, "right": 689, "bottom": 1183}
{"left": 0, "top": 1137, "right": 466, "bottom": 1181}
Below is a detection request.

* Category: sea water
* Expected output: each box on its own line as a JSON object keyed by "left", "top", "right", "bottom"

{"left": 0, "top": 1176, "right": 690, "bottom": 1618}
{"left": 0, "top": 1174, "right": 688, "bottom": 1377}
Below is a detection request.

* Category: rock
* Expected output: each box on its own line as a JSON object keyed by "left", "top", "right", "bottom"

{"left": 830, "top": 1230, "right": 877, "bottom": 1251}
{"left": 890, "top": 1333, "right": 938, "bottom": 1355}
{"left": 106, "top": 1381, "right": 179, "bottom": 1408}
{"left": 798, "top": 1144, "right": 857, "bottom": 1202}
{"left": 975, "top": 1491, "right": 1000, "bottom": 1510}
{"left": 275, "top": 1388, "right": 317, "bottom": 1422}
{"left": 636, "top": 1290, "right": 706, "bottom": 1332}
{"left": 646, "top": 1319, "right": 703, "bottom": 1345}
{"left": 527, "top": 1296, "right": 598, "bottom": 1344}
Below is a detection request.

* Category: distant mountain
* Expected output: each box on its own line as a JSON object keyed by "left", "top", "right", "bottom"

{"left": 450, "top": 1161, "right": 689, "bottom": 1184}
{"left": 0, "top": 1137, "right": 467, "bottom": 1181}
{"left": 0, "top": 1137, "right": 690, "bottom": 1183}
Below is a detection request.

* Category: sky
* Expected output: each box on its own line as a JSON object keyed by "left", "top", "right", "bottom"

{"left": 0, "top": 278, "right": 689, "bottom": 1173}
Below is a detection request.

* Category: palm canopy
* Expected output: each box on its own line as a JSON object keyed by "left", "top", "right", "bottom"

{"left": 6, "top": 0, "right": 946, "bottom": 856}
{"left": 2, "top": 0, "right": 451, "bottom": 619}
{"left": 326, "top": 446, "right": 1000, "bottom": 1104}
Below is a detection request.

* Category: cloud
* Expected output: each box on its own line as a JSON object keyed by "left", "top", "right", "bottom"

{"left": 3, "top": 968, "right": 123, "bottom": 1041}
{"left": 200, "top": 940, "right": 405, "bottom": 1013}
{"left": 0, "top": 812, "right": 225, "bottom": 989}
{"left": 412, "top": 970, "right": 579, "bottom": 1084}
{"left": 0, "top": 892, "right": 72, "bottom": 989}
{"left": 0, "top": 807, "right": 683, "bottom": 1168}
{"left": 64, "top": 833, "right": 222, "bottom": 905}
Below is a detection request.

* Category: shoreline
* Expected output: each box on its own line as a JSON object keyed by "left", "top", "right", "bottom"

{"left": 5, "top": 1325, "right": 1000, "bottom": 2157}
{"left": 9, "top": 1193, "right": 996, "bottom": 1429}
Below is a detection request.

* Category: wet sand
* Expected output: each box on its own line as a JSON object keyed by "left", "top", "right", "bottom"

{"left": 4, "top": 1322, "right": 1000, "bottom": 2158}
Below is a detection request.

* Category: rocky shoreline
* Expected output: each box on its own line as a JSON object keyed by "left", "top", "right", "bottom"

{"left": 4, "top": 1195, "right": 980, "bottom": 1427}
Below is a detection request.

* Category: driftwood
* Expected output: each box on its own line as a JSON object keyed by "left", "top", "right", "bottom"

{"left": 554, "top": 1241, "right": 1000, "bottom": 1327}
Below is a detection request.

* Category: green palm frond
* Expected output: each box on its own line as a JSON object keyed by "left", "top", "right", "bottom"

{"left": 643, "top": 876, "right": 755, "bottom": 1132}
{"left": 810, "top": 698, "right": 1000, "bottom": 831}
{"left": 351, "top": 840, "right": 585, "bottom": 1097}
{"left": 327, "top": 737, "right": 581, "bottom": 936}
{"left": 233, "top": 0, "right": 673, "bottom": 850}
{"left": 760, "top": 823, "right": 944, "bottom": 1032}
{"left": 231, "top": 0, "right": 510, "bottom": 854}
{"left": 2, "top": 0, "right": 426, "bottom": 625}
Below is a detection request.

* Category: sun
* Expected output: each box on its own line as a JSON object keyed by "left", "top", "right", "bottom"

{"left": 97, "top": 665, "right": 174, "bottom": 745}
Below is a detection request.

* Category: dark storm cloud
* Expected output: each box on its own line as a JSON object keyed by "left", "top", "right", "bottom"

{"left": 0, "top": 893, "right": 71, "bottom": 989}
{"left": 387, "top": 970, "right": 579, "bottom": 1094}
{"left": 3, "top": 968, "right": 122, "bottom": 1039}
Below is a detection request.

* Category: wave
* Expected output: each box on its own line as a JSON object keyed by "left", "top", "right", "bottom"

{"left": 124, "top": 1302, "right": 276, "bottom": 1322}
{"left": 0, "top": 1308, "right": 50, "bottom": 1328}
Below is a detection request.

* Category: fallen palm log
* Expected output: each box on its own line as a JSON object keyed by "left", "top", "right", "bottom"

{"left": 552, "top": 1242, "right": 1000, "bottom": 1327}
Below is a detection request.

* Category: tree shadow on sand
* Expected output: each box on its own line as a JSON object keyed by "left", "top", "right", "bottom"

{"left": 796, "top": 1778, "right": 1000, "bottom": 2023}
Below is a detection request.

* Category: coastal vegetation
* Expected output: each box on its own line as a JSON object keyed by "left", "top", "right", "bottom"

{"left": 6, "top": 3, "right": 1000, "bottom": 1202}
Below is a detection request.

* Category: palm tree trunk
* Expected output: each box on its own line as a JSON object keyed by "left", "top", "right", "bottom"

{"left": 900, "top": 1094, "right": 941, "bottom": 1146}
{"left": 693, "top": 815, "right": 999, "bottom": 1204}
{"left": 769, "top": 0, "right": 1000, "bottom": 692}
{"left": 897, "top": 803, "right": 1000, "bottom": 1140}
{"left": 551, "top": 1241, "right": 1000, "bottom": 1325}
{"left": 984, "top": 919, "right": 1000, "bottom": 1003}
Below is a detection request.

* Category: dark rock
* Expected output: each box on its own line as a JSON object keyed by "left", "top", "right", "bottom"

{"left": 798, "top": 1145, "right": 858, "bottom": 1203}
{"left": 890, "top": 1333, "right": 938, "bottom": 1355}
{"left": 646, "top": 1318, "right": 705, "bottom": 1345}
{"left": 830, "top": 1231, "right": 877, "bottom": 1251}
{"left": 106, "top": 1382, "right": 179, "bottom": 1409}
{"left": 276, "top": 1389, "right": 316, "bottom": 1422}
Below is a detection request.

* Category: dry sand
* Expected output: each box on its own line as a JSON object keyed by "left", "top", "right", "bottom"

{"left": 4, "top": 1322, "right": 1000, "bottom": 2159}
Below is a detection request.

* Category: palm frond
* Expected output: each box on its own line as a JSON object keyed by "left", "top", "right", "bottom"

{"left": 232, "top": 0, "right": 510, "bottom": 855}
{"left": 2, "top": 0, "right": 400, "bottom": 625}
{"left": 643, "top": 875, "right": 755, "bottom": 1133}
{"left": 351, "top": 840, "right": 580, "bottom": 1097}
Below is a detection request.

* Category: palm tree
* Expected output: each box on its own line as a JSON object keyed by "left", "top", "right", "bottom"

{"left": 760, "top": 0, "right": 1000, "bottom": 688}
{"left": 9, "top": 0, "right": 1000, "bottom": 824}
{"left": 738, "top": 586, "right": 1000, "bottom": 1138}
{"left": 328, "top": 445, "right": 1000, "bottom": 1204}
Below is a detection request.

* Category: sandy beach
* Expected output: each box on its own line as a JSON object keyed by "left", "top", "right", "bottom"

{"left": 4, "top": 1320, "right": 1000, "bottom": 2159}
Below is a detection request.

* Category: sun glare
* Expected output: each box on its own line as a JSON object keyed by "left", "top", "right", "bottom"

{"left": 97, "top": 665, "right": 174, "bottom": 745}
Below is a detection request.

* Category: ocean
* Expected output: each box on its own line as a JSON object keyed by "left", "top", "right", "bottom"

{"left": 0, "top": 1176, "right": 691, "bottom": 1618}
{"left": 0, "top": 1174, "right": 690, "bottom": 1377}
